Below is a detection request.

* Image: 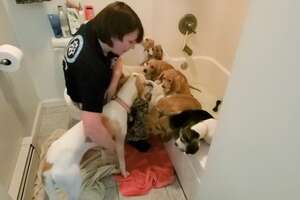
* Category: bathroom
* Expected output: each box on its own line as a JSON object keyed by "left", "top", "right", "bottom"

{"left": 1, "top": 0, "right": 300, "bottom": 199}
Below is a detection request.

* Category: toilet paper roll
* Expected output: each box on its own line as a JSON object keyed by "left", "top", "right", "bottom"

{"left": 0, "top": 44, "right": 23, "bottom": 72}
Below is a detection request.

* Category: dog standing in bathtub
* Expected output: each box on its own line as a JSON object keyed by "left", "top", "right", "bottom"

{"left": 42, "top": 73, "right": 147, "bottom": 200}
{"left": 143, "top": 59, "right": 174, "bottom": 80}
{"left": 170, "top": 109, "right": 217, "bottom": 154}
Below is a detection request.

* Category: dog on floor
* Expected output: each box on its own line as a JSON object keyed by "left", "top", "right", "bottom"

{"left": 42, "top": 73, "right": 148, "bottom": 200}
{"left": 169, "top": 109, "right": 217, "bottom": 154}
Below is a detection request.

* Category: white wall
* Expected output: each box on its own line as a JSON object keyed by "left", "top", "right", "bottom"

{"left": 2, "top": 0, "right": 246, "bottom": 101}
{"left": 151, "top": 0, "right": 247, "bottom": 71}
{"left": 1, "top": 1, "right": 39, "bottom": 136}
{"left": 198, "top": 1, "right": 300, "bottom": 200}
{"left": 0, "top": 1, "right": 36, "bottom": 199}
{"left": 11, "top": 0, "right": 245, "bottom": 101}
{"left": 3, "top": 0, "right": 65, "bottom": 101}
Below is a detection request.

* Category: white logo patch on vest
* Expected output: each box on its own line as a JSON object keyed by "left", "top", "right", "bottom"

{"left": 65, "top": 35, "right": 84, "bottom": 63}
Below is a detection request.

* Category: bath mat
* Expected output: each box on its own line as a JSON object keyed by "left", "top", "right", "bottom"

{"left": 32, "top": 129, "right": 120, "bottom": 200}
{"left": 114, "top": 136, "right": 175, "bottom": 196}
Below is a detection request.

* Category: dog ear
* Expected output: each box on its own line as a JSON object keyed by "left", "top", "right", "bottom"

{"left": 172, "top": 74, "right": 186, "bottom": 93}
{"left": 153, "top": 45, "right": 163, "bottom": 60}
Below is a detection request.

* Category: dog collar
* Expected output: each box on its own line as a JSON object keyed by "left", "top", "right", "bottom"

{"left": 114, "top": 96, "right": 131, "bottom": 113}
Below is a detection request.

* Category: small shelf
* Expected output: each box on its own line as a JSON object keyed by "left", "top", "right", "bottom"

{"left": 51, "top": 37, "right": 72, "bottom": 48}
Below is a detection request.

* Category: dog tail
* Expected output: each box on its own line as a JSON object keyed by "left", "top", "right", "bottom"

{"left": 169, "top": 109, "right": 213, "bottom": 129}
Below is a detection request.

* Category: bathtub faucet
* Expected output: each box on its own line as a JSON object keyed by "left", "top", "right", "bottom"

{"left": 183, "top": 44, "right": 193, "bottom": 56}
{"left": 179, "top": 14, "right": 197, "bottom": 56}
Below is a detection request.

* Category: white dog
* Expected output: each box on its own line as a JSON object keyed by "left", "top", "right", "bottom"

{"left": 42, "top": 73, "right": 147, "bottom": 200}
{"left": 175, "top": 118, "right": 217, "bottom": 154}
{"left": 146, "top": 80, "right": 165, "bottom": 110}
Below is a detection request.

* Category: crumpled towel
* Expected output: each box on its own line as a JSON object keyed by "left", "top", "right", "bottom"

{"left": 114, "top": 136, "right": 175, "bottom": 196}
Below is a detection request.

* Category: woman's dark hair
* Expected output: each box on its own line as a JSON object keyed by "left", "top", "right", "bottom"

{"left": 91, "top": 1, "right": 144, "bottom": 47}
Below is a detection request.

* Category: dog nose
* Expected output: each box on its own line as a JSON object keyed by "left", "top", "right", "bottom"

{"left": 174, "top": 142, "right": 178, "bottom": 146}
{"left": 143, "top": 69, "right": 147, "bottom": 73}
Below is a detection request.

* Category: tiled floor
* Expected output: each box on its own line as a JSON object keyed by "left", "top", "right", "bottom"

{"left": 35, "top": 102, "right": 187, "bottom": 200}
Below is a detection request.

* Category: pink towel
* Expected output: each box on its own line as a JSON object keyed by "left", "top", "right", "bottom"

{"left": 114, "top": 136, "right": 175, "bottom": 196}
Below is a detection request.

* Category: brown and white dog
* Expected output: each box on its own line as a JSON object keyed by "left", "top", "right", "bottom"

{"left": 158, "top": 68, "right": 191, "bottom": 95}
{"left": 143, "top": 59, "right": 174, "bottom": 80}
{"left": 143, "top": 60, "right": 201, "bottom": 94}
{"left": 42, "top": 73, "right": 147, "bottom": 200}
{"left": 169, "top": 109, "right": 217, "bottom": 154}
{"left": 159, "top": 68, "right": 202, "bottom": 95}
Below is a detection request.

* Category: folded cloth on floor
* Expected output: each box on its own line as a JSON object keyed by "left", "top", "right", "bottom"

{"left": 114, "top": 136, "right": 175, "bottom": 196}
{"left": 32, "top": 129, "right": 120, "bottom": 200}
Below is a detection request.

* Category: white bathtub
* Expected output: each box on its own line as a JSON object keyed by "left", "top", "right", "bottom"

{"left": 123, "top": 54, "right": 230, "bottom": 200}
{"left": 163, "top": 55, "right": 230, "bottom": 200}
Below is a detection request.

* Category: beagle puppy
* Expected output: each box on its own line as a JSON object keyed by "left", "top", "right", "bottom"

{"left": 42, "top": 73, "right": 148, "bottom": 200}
{"left": 142, "top": 38, "right": 155, "bottom": 52}
{"left": 141, "top": 38, "right": 164, "bottom": 65}
{"left": 152, "top": 44, "right": 164, "bottom": 60}
{"left": 143, "top": 59, "right": 174, "bottom": 80}
{"left": 158, "top": 69, "right": 191, "bottom": 95}
{"left": 159, "top": 68, "right": 202, "bottom": 95}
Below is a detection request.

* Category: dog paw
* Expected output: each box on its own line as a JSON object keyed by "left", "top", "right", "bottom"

{"left": 122, "top": 170, "right": 130, "bottom": 177}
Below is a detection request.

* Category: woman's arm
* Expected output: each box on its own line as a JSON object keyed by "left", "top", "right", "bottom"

{"left": 105, "top": 58, "right": 123, "bottom": 101}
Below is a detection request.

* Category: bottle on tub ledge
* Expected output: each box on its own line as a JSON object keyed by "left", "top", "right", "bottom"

{"left": 84, "top": 5, "right": 95, "bottom": 21}
{"left": 57, "top": 5, "right": 71, "bottom": 38}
